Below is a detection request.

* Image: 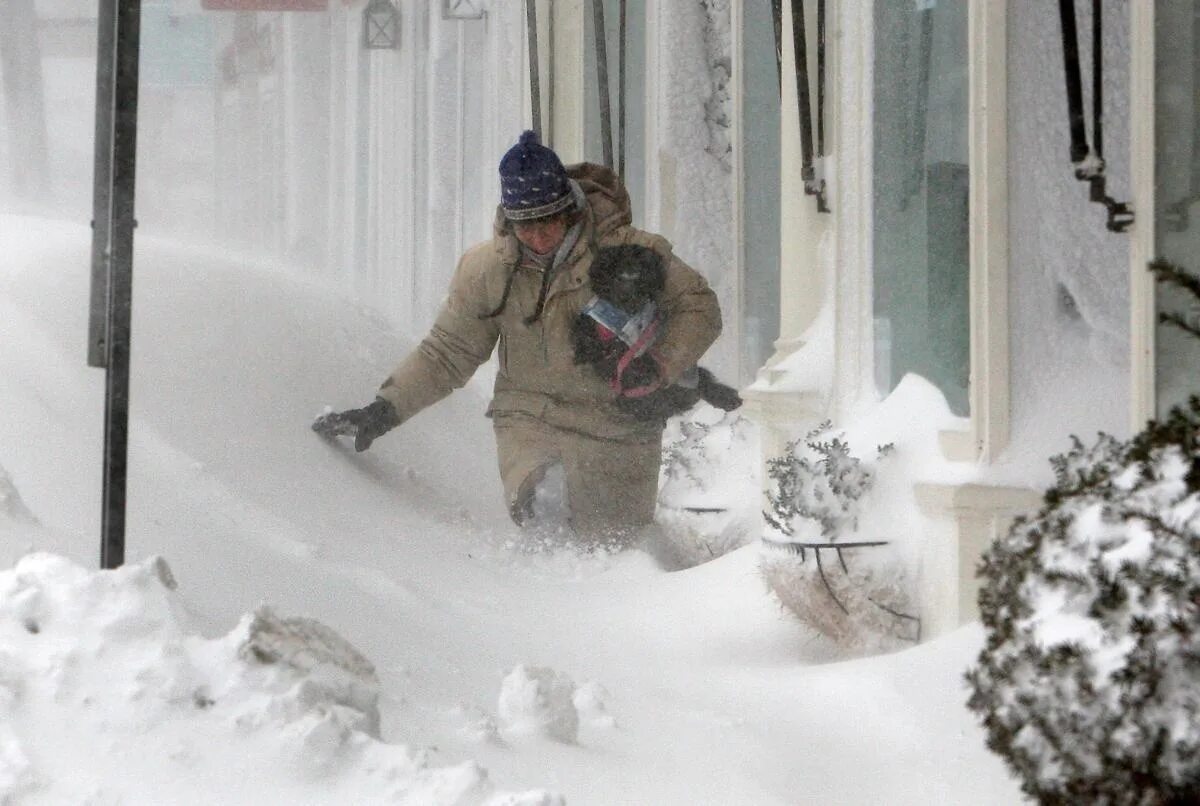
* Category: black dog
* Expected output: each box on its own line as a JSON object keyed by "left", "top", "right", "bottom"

{"left": 572, "top": 244, "right": 742, "bottom": 422}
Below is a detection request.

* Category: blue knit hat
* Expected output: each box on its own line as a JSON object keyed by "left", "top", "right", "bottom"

{"left": 499, "top": 130, "right": 574, "bottom": 221}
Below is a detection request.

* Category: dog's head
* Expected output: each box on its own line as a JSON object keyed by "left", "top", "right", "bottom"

{"left": 588, "top": 245, "right": 666, "bottom": 313}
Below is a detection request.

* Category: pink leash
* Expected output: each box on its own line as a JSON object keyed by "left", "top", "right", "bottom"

{"left": 610, "top": 317, "right": 665, "bottom": 398}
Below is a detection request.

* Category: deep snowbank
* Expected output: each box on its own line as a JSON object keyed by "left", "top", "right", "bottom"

{"left": 0, "top": 552, "right": 557, "bottom": 805}
{"left": 0, "top": 214, "right": 1020, "bottom": 804}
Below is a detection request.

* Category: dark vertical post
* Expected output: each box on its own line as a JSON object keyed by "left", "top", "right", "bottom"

{"left": 1191, "top": 7, "right": 1200, "bottom": 206}
{"left": 790, "top": 0, "right": 814, "bottom": 182}
{"left": 617, "top": 0, "right": 626, "bottom": 180}
{"left": 1090, "top": 0, "right": 1103, "bottom": 162}
{"left": 1057, "top": 0, "right": 1089, "bottom": 164}
{"left": 591, "top": 0, "right": 613, "bottom": 169}
{"left": 902, "top": 7, "right": 933, "bottom": 205}
{"left": 771, "top": 0, "right": 783, "bottom": 93}
{"left": 101, "top": 0, "right": 142, "bottom": 570}
{"left": 526, "top": 0, "right": 541, "bottom": 135}
{"left": 88, "top": 0, "right": 118, "bottom": 369}
{"left": 815, "top": 0, "right": 825, "bottom": 159}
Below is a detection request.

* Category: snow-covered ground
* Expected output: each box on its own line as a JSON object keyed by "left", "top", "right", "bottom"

{"left": 0, "top": 214, "right": 1020, "bottom": 804}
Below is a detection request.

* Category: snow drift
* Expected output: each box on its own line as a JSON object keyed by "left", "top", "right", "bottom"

{"left": 0, "top": 552, "right": 558, "bottom": 805}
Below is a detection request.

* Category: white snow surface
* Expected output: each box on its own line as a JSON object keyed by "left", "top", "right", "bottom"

{"left": 0, "top": 215, "right": 1019, "bottom": 804}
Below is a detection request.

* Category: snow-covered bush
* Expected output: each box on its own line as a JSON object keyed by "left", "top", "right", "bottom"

{"left": 657, "top": 410, "right": 758, "bottom": 568}
{"left": 966, "top": 259, "right": 1200, "bottom": 804}
{"left": 759, "top": 422, "right": 917, "bottom": 651}
{"left": 763, "top": 421, "right": 892, "bottom": 540}
{"left": 966, "top": 398, "right": 1200, "bottom": 804}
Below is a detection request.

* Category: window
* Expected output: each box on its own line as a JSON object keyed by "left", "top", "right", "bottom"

{"left": 872, "top": 0, "right": 970, "bottom": 416}
{"left": 1154, "top": 0, "right": 1200, "bottom": 417}
{"left": 738, "top": 0, "right": 782, "bottom": 381}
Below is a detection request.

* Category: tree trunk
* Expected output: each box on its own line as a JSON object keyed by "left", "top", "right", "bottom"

{"left": 0, "top": 0, "right": 50, "bottom": 202}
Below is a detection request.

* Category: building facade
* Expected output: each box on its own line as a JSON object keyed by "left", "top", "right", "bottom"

{"left": 205, "top": 1, "right": 1200, "bottom": 640}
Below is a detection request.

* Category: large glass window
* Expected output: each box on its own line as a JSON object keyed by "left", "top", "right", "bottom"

{"left": 872, "top": 0, "right": 969, "bottom": 415}
{"left": 740, "top": 1, "right": 782, "bottom": 380}
{"left": 1155, "top": 1, "right": 1200, "bottom": 416}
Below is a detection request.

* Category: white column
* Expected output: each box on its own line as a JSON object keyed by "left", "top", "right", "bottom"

{"left": 730, "top": 0, "right": 747, "bottom": 381}
{"left": 1129, "top": 1, "right": 1157, "bottom": 428}
{"left": 935, "top": 0, "right": 1011, "bottom": 462}
{"left": 830, "top": 0, "right": 873, "bottom": 415}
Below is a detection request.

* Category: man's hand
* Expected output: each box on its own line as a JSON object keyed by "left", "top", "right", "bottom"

{"left": 345, "top": 398, "right": 401, "bottom": 451}
{"left": 312, "top": 398, "right": 400, "bottom": 452}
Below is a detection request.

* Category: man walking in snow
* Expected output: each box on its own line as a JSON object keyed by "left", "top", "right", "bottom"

{"left": 318, "top": 131, "right": 723, "bottom": 545}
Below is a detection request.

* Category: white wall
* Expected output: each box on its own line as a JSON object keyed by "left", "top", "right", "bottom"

{"left": 644, "top": 0, "right": 737, "bottom": 379}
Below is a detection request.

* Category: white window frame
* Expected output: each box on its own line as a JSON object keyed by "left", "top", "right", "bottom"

{"left": 953, "top": 0, "right": 1010, "bottom": 462}
{"left": 731, "top": 1, "right": 748, "bottom": 383}
{"left": 831, "top": 0, "right": 871, "bottom": 416}
{"left": 1129, "top": 1, "right": 1156, "bottom": 428}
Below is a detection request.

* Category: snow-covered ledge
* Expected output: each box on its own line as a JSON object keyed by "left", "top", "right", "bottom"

{"left": 914, "top": 482, "right": 1041, "bottom": 634}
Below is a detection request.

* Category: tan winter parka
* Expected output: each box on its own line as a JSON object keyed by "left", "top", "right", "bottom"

{"left": 376, "top": 163, "right": 722, "bottom": 445}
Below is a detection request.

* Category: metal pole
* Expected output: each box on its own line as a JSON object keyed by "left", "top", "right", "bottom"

{"left": 526, "top": 0, "right": 541, "bottom": 135}
{"left": 902, "top": 7, "right": 933, "bottom": 205}
{"left": 816, "top": 0, "right": 825, "bottom": 159}
{"left": 101, "top": 0, "right": 142, "bottom": 570}
{"left": 772, "top": 0, "right": 783, "bottom": 93}
{"left": 790, "top": 0, "right": 814, "bottom": 181}
{"left": 88, "top": 0, "right": 118, "bottom": 368}
{"left": 1090, "top": 0, "right": 1103, "bottom": 161}
{"left": 591, "top": 0, "right": 613, "bottom": 169}
{"left": 617, "top": 0, "right": 626, "bottom": 180}
{"left": 1057, "top": 0, "right": 1089, "bottom": 164}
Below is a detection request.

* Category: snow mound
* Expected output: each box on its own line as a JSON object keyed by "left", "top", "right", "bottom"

{"left": 758, "top": 375, "right": 972, "bottom": 652}
{"left": 0, "top": 554, "right": 556, "bottom": 805}
{"left": 497, "top": 665, "right": 579, "bottom": 743}
{"left": 657, "top": 409, "right": 761, "bottom": 568}
{"left": 572, "top": 681, "right": 616, "bottom": 729}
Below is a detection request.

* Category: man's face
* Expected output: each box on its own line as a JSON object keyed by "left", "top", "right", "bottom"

{"left": 512, "top": 214, "right": 568, "bottom": 256}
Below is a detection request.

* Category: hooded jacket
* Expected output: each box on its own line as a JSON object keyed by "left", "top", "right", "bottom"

{"left": 376, "top": 163, "right": 723, "bottom": 442}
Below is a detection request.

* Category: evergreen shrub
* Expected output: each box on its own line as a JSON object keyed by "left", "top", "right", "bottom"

{"left": 967, "top": 261, "right": 1200, "bottom": 804}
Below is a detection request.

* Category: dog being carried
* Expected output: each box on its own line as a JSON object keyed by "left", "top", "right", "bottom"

{"left": 572, "top": 244, "right": 743, "bottom": 422}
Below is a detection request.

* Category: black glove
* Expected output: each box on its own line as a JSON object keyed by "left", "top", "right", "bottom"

{"left": 313, "top": 398, "right": 400, "bottom": 452}
{"left": 349, "top": 398, "right": 401, "bottom": 452}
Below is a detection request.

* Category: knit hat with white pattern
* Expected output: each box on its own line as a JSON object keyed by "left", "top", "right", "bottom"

{"left": 498, "top": 130, "right": 574, "bottom": 221}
